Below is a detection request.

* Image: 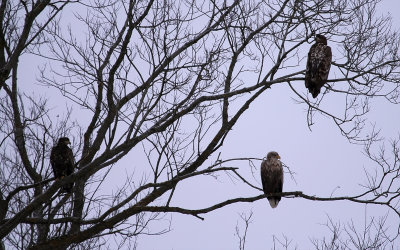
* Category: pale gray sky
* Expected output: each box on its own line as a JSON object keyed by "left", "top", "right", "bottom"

{"left": 16, "top": 0, "right": 400, "bottom": 249}
{"left": 136, "top": 1, "right": 400, "bottom": 249}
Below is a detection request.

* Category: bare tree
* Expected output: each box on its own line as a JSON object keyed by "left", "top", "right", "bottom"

{"left": 0, "top": 0, "right": 399, "bottom": 249}
{"left": 235, "top": 211, "right": 253, "bottom": 250}
{"left": 311, "top": 212, "right": 396, "bottom": 249}
{"left": 272, "top": 234, "right": 298, "bottom": 250}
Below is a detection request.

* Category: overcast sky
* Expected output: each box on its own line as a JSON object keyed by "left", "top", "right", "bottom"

{"left": 16, "top": 0, "right": 400, "bottom": 249}
{"left": 136, "top": 1, "right": 400, "bottom": 249}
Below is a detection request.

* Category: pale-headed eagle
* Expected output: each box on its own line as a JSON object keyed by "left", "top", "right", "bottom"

{"left": 50, "top": 137, "right": 75, "bottom": 193}
{"left": 305, "top": 34, "right": 332, "bottom": 98}
{"left": 261, "top": 151, "right": 284, "bottom": 208}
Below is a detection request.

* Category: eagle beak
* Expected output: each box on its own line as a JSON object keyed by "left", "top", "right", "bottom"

{"left": 277, "top": 155, "right": 281, "bottom": 159}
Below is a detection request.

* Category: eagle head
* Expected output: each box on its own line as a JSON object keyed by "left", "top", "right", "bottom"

{"left": 267, "top": 151, "right": 280, "bottom": 160}
{"left": 58, "top": 137, "right": 71, "bottom": 146}
{"left": 315, "top": 34, "right": 328, "bottom": 45}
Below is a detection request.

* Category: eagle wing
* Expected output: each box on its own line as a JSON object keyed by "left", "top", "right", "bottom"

{"left": 66, "top": 147, "right": 75, "bottom": 175}
{"left": 260, "top": 160, "right": 269, "bottom": 193}
{"left": 260, "top": 159, "right": 283, "bottom": 195}
{"left": 305, "top": 43, "right": 332, "bottom": 97}
{"left": 50, "top": 146, "right": 75, "bottom": 177}
{"left": 50, "top": 144, "right": 75, "bottom": 193}
{"left": 50, "top": 146, "right": 63, "bottom": 178}
{"left": 261, "top": 159, "right": 283, "bottom": 208}
{"left": 319, "top": 45, "right": 332, "bottom": 82}
{"left": 305, "top": 43, "right": 318, "bottom": 88}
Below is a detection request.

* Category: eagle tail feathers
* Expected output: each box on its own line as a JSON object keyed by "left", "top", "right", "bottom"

{"left": 268, "top": 197, "right": 280, "bottom": 208}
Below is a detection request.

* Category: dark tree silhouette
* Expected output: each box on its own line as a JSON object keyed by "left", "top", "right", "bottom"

{"left": 0, "top": 0, "right": 399, "bottom": 249}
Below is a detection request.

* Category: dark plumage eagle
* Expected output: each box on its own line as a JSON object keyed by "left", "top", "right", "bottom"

{"left": 50, "top": 137, "right": 75, "bottom": 193}
{"left": 305, "top": 34, "right": 332, "bottom": 98}
{"left": 261, "top": 151, "right": 283, "bottom": 208}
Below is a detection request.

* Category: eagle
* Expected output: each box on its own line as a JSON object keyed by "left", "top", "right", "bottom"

{"left": 305, "top": 34, "right": 332, "bottom": 98}
{"left": 260, "top": 151, "right": 283, "bottom": 208}
{"left": 50, "top": 137, "right": 75, "bottom": 193}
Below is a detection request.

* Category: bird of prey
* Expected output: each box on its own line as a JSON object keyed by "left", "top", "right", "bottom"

{"left": 50, "top": 137, "right": 75, "bottom": 193}
{"left": 261, "top": 151, "right": 284, "bottom": 208}
{"left": 305, "top": 34, "right": 332, "bottom": 98}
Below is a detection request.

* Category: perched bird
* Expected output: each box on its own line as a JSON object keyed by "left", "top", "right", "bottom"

{"left": 261, "top": 151, "right": 284, "bottom": 208}
{"left": 305, "top": 34, "right": 332, "bottom": 98}
{"left": 50, "top": 137, "right": 75, "bottom": 193}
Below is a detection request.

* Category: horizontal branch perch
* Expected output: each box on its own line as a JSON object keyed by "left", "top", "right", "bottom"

{"left": 141, "top": 191, "right": 391, "bottom": 220}
{"left": 6, "top": 191, "right": 394, "bottom": 225}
